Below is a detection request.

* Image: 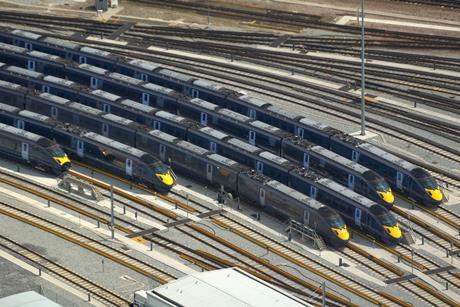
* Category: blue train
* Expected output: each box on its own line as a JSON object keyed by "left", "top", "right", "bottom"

{"left": 0, "top": 101, "right": 351, "bottom": 247}
{"left": 0, "top": 29, "right": 442, "bottom": 208}
{"left": 0, "top": 68, "right": 394, "bottom": 208}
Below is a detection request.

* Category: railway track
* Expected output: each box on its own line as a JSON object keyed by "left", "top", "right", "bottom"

{"left": 0, "top": 234, "right": 130, "bottom": 306}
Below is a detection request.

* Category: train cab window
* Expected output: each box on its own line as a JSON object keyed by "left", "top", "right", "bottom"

{"left": 90, "top": 77, "right": 98, "bottom": 89}
{"left": 210, "top": 142, "right": 217, "bottom": 153}
{"left": 410, "top": 167, "right": 438, "bottom": 189}
{"left": 200, "top": 112, "right": 208, "bottom": 126}
{"left": 256, "top": 161, "right": 263, "bottom": 173}
{"left": 249, "top": 130, "right": 256, "bottom": 145}
{"left": 42, "top": 85, "right": 50, "bottom": 93}
{"left": 13, "top": 39, "right": 19, "bottom": 46}
{"left": 79, "top": 56, "right": 87, "bottom": 64}
{"left": 51, "top": 107, "right": 58, "bottom": 119}
{"left": 351, "top": 150, "right": 360, "bottom": 162}
{"left": 191, "top": 88, "right": 199, "bottom": 98}
{"left": 153, "top": 120, "right": 161, "bottom": 130}
{"left": 15, "top": 119, "right": 25, "bottom": 130}
{"left": 142, "top": 93, "right": 150, "bottom": 105}
{"left": 303, "top": 153, "right": 310, "bottom": 168}
{"left": 27, "top": 60, "right": 36, "bottom": 71}
{"left": 310, "top": 186, "right": 317, "bottom": 199}
{"left": 24, "top": 42, "right": 32, "bottom": 51}
{"left": 248, "top": 109, "right": 256, "bottom": 119}
{"left": 319, "top": 208, "right": 345, "bottom": 229}
{"left": 369, "top": 206, "right": 396, "bottom": 227}
{"left": 296, "top": 127, "right": 304, "bottom": 138}
{"left": 103, "top": 103, "right": 111, "bottom": 113}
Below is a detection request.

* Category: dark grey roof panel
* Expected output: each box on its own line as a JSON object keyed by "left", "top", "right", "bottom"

{"left": 92, "top": 90, "right": 120, "bottom": 102}
{"left": 6, "top": 66, "right": 43, "bottom": 78}
{"left": 0, "top": 42, "right": 26, "bottom": 53}
{"left": 218, "top": 109, "right": 250, "bottom": 122}
{"left": 358, "top": 143, "right": 416, "bottom": 170}
{"left": 239, "top": 95, "right": 270, "bottom": 107}
{"left": 109, "top": 72, "right": 143, "bottom": 85}
{"left": 120, "top": 99, "right": 156, "bottom": 113}
{"left": 259, "top": 151, "right": 289, "bottom": 165}
{"left": 43, "top": 75, "right": 75, "bottom": 87}
{"left": 199, "top": 127, "right": 229, "bottom": 140}
{"left": 190, "top": 98, "right": 218, "bottom": 111}
{"left": 0, "top": 80, "right": 21, "bottom": 90}
{"left": 227, "top": 138, "right": 260, "bottom": 153}
{"left": 39, "top": 93, "right": 70, "bottom": 105}
{"left": 250, "top": 121, "right": 280, "bottom": 133}
{"left": 176, "top": 140, "right": 208, "bottom": 155}
{"left": 267, "top": 105, "right": 299, "bottom": 120}
{"left": 155, "top": 111, "right": 186, "bottom": 123}
{"left": 80, "top": 46, "right": 111, "bottom": 57}
{"left": 68, "top": 102, "right": 103, "bottom": 115}
{"left": 142, "top": 83, "right": 175, "bottom": 95}
{"left": 11, "top": 30, "right": 41, "bottom": 40}
{"left": 311, "top": 146, "right": 368, "bottom": 174}
{"left": 19, "top": 110, "right": 51, "bottom": 122}
{"left": 158, "top": 69, "right": 195, "bottom": 82}
{"left": 0, "top": 122, "right": 43, "bottom": 141}
{"left": 266, "top": 180, "right": 324, "bottom": 209}
{"left": 84, "top": 132, "right": 146, "bottom": 158}
{"left": 0, "top": 102, "right": 20, "bottom": 113}
{"left": 193, "top": 79, "right": 223, "bottom": 91}
{"left": 129, "top": 59, "right": 161, "bottom": 71}
{"left": 78, "top": 64, "right": 107, "bottom": 75}
{"left": 208, "top": 153, "right": 238, "bottom": 167}
{"left": 299, "top": 117, "right": 328, "bottom": 130}
{"left": 42, "top": 37, "right": 80, "bottom": 49}
{"left": 318, "top": 178, "right": 375, "bottom": 208}
{"left": 28, "top": 50, "right": 60, "bottom": 61}
{"left": 148, "top": 129, "right": 177, "bottom": 143}
{"left": 102, "top": 113, "right": 134, "bottom": 126}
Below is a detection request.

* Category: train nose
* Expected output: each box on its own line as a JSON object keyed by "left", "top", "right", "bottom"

{"left": 332, "top": 226, "right": 350, "bottom": 241}
{"left": 425, "top": 188, "right": 443, "bottom": 202}
{"left": 378, "top": 190, "right": 395, "bottom": 205}
{"left": 384, "top": 224, "right": 401, "bottom": 239}
{"left": 156, "top": 171, "right": 175, "bottom": 186}
{"left": 62, "top": 162, "right": 71, "bottom": 171}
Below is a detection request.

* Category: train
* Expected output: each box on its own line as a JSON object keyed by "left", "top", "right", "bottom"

{"left": 0, "top": 61, "right": 395, "bottom": 208}
{"left": 0, "top": 29, "right": 442, "bottom": 207}
{"left": 0, "top": 94, "right": 401, "bottom": 245}
{"left": 0, "top": 101, "right": 350, "bottom": 247}
{"left": 0, "top": 121, "right": 70, "bottom": 174}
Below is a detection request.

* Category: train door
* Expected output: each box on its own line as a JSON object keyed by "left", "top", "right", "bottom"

{"left": 103, "top": 104, "right": 111, "bottom": 113}
{"left": 200, "top": 112, "right": 208, "bottom": 126}
{"left": 42, "top": 85, "right": 50, "bottom": 93}
{"left": 15, "top": 119, "right": 25, "bottom": 130}
{"left": 296, "top": 127, "right": 304, "bottom": 138}
{"left": 76, "top": 140, "right": 84, "bottom": 157}
{"left": 206, "top": 163, "right": 213, "bottom": 181}
{"left": 126, "top": 158, "right": 133, "bottom": 176}
{"left": 21, "top": 143, "right": 29, "bottom": 161}
{"left": 142, "top": 93, "right": 150, "bottom": 106}
{"left": 159, "top": 144, "right": 166, "bottom": 161}
{"left": 354, "top": 208, "right": 362, "bottom": 227}
{"left": 153, "top": 120, "right": 161, "bottom": 130}
{"left": 259, "top": 188, "right": 266, "bottom": 206}
{"left": 27, "top": 60, "right": 36, "bottom": 71}
{"left": 396, "top": 171, "right": 403, "bottom": 190}
{"left": 191, "top": 88, "right": 199, "bottom": 98}
{"left": 348, "top": 174, "right": 355, "bottom": 190}
{"left": 90, "top": 77, "right": 99, "bottom": 90}
{"left": 310, "top": 186, "right": 317, "bottom": 199}
{"left": 102, "top": 123, "right": 109, "bottom": 137}
{"left": 256, "top": 161, "right": 263, "bottom": 173}
{"left": 248, "top": 109, "right": 256, "bottom": 119}
{"left": 210, "top": 142, "right": 217, "bottom": 153}
{"left": 249, "top": 130, "right": 256, "bottom": 145}
{"left": 303, "top": 153, "right": 310, "bottom": 168}
{"left": 351, "top": 150, "right": 360, "bottom": 162}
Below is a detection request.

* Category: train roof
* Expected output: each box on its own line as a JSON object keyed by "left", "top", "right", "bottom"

{"left": 128, "top": 59, "right": 161, "bottom": 71}
{"left": 250, "top": 120, "right": 281, "bottom": 134}
{"left": 358, "top": 143, "right": 416, "bottom": 170}
{"left": 239, "top": 95, "right": 270, "bottom": 108}
{"left": 317, "top": 178, "right": 376, "bottom": 208}
{"left": 265, "top": 180, "right": 324, "bottom": 210}
{"left": 68, "top": 102, "right": 104, "bottom": 115}
{"left": 80, "top": 46, "right": 111, "bottom": 58}
{"left": 109, "top": 72, "right": 143, "bottom": 85}
{"left": 0, "top": 102, "right": 20, "bottom": 113}
{"left": 19, "top": 110, "right": 52, "bottom": 122}
{"left": 176, "top": 140, "right": 208, "bottom": 155}
{"left": 79, "top": 63, "right": 108, "bottom": 75}
{"left": 311, "top": 146, "right": 369, "bottom": 174}
{"left": 192, "top": 79, "right": 224, "bottom": 92}
{"left": 148, "top": 129, "right": 178, "bottom": 142}
{"left": 84, "top": 132, "right": 147, "bottom": 158}
{"left": 266, "top": 105, "right": 301, "bottom": 120}
{"left": 227, "top": 138, "right": 260, "bottom": 153}
{"left": 92, "top": 89, "right": 120, "bottom": 102}
{"left": 218, "top": 109, "right": 250, "bottom": 123}
{"left": 6, "top": 65, "right": 43, "bottom": 78}
{"left": 11, "top": 29, "right": 41, "bottom": 40}
{"left": 39, "top": 92, "right": 70, "bottom": 105}
{"left": 42, "top": 37, "right": 80, "bottom": 49}
{"left": 0, "top": 42, "right": 26, "bottom": 53}
{"left": 155, "top": 111, "right": 188, "bottom": 124}
{"left": 102, "top": 113, "right": 135, "bottom": 126}
{"left": 199, "top": 127, "right": 229, "bottom": 140}
{"left": 158, "top": 68, "right": 195, "bottom": 82}
{"left": 0, "top": 79, "right": 21, "bottom": 90}
{"left": 120, "top": 99, "right": 157, "bottom": 113}
{"left": 259, "top": 151, "right": 290, "bottom": 165}
{"left": 298, "top": 117, "right": 329, "bottom": 130}
{"left": 142, "top": 82, "right": 175, "bottom": 95}
{"left": 43, "top": 75, "right": 75, "bottom": 87}
{"left": 208, "top": 153, "right": 239, "bottom": 167}
{"left": 190, "top": 98, "right": 219, "bottom": 111}
{"left": 29, "top": 50, "right": 61, "bottom": 61}
{"left": 0, "top": 122, "right": 46, "bottom": 143}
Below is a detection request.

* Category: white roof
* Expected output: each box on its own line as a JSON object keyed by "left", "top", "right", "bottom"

{"left": 145, "top": 268, "right": 311, "bottom": 307}
{"left": 0, "top": 291, "right": 62, "bottom": 307}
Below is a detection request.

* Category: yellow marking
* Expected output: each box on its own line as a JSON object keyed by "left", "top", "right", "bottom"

{"left": 332, "top": 226, "right": 350, "bottom": 241}
{"left": 425, "top": 188, "right": 443, "bottom": 201}
{"left": 384, "top": 223, "right": 401, "bottom": 239}
{"left": 377, "top": 189, "right": 395, "bottom": 204}
{"left": 364, "top": 96, "right": 378, "bottom": 103}
{"left": 132, "top": 236, "right": 146, "bottom": 244}
{"left": 156, "top": 171, "right": 175, "bottom": 186}
{"left": 53, "top": 154, "right": 71, "bottom": 166}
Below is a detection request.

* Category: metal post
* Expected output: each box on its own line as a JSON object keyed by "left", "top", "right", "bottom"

{"left": 47, "top": 200, "right": 50, "bottom": 207}
{"left": 102, "top": 258, "right": 105, "bottom": 273}
{"left": 411, "top": 249, "right": 414, "bottom": 273}
{"left": 360, "top": 0, "right": 366, "bottom": 136}
{"left": 322, "top": 281, "right": 326, "bottom": 307}
{"left": 110, "top": 185, "right": 114, "bottom": 239}
{"left": 38, "top": 267, "right": 41, "bottom": 276}
{"left": 339, "top": 258, "right": 343, "bottom": 267}
{"left": 150, "top": 241, "right": 153, "bottom": 251}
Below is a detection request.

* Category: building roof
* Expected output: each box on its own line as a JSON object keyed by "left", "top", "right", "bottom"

{"left": 144, "top": 267, "right": 312, "bottom": 307}
{"left": 0, "top": 291, "right": 62, "bottom": 307}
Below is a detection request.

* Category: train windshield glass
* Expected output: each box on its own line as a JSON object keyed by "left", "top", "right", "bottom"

{"left": 321, "top": 208, "right": 345, "bottom": 228}
{"left": 411, "top": 168, "right": 438, "bottom": 189}
{"left": 48, "top": 145, "right": 65, "bottom": 157}
{"left": 363, "top": 171, "right": 390, "bottom": 191}
{"left": 152, "top": 163, "right": 168, "bottom": 174}
{"left": 370, "top": 206, "right": 396, "bottom": 227}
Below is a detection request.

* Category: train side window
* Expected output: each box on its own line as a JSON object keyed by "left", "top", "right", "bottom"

{"left": 256, "top": 161, "right": 263, "bottom": 173}
{"left": 42, "top": 85, "right": 50, "bottom": 93}
{"left": 210, "top": 142, "right": 217, "bottom": 152}
{"left": 191, "top": 88, "right": 199, "bottom": 98}
{"left": 102, "top": 123, "right": 109, "bottom": 136}
{"left": 303, "top": 153, "right": 310, "bottom": 168}
{"left": 141, "top": 73, "right": 148, "bottom": 82}
{"left": 352, "top": 150, "right": 360, "bottom": 162}
{"left": 249, "top": 109, "right": 256, "bottom": 119}
{"left": 103, "top": 103, "right": 111, "bottom": 113}
{"left": 296, "top": 127, "right": 304, "bottom": 138}
{"left": 15, "top": 119, "right": 25, "bottom": 130}
{"left": 142, "top": 93, "right": 150, "bottom": 105}
{"left": 310, "top": 186, "right": 317, "bottom": 198}
{"left": 249, "top": 130, "right": 256, "bottom": 145}
{"left": 153, "top": 120, "right": 161, "bottom": 130}
{"left": 90, "top": 77, "right": 98, "bottom": 89}
{"left": 159, "top": 144, "right": 166, "bottom": 160}
{"left": 27, "top": 60, "right": 36, "bottom": 71}
{"left": 51, "top": 107, "right": 58, "bottom": 119}
{"left": 77, "top": 140, "right": 84, "bottom": 157}
{"left": 13, "top": 39, "right": 19, "bottom": 46}
{"left": 24, "top": 42, "right": 32, "bottom": 51}
{"left": 200, "top": 112, "right": 208, "bottom": 126}
{"left": 79, "top": 56, "right": 87, "bottom": 64}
